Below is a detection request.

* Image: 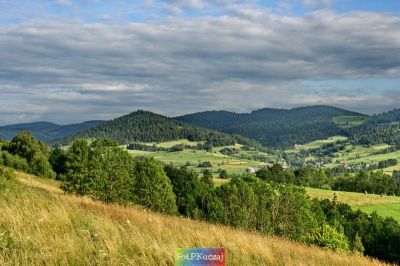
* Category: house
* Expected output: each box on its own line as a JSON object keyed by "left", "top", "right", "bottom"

{"left": 294, "top": 144, "right": 303, "bottom": 150}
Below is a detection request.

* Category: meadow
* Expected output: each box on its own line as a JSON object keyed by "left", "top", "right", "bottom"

{"left": 288, "top": 136, "right": 348, "bottom": 152}
{"left": 0, "top": 168, "right": 389, "bottom": 266}
{"left": 307, "top": 187, "right": 400, "bottom": 222}
{"left": 286, "top": 135, "right": 400, "bottom": 175}
{"left": 332, "top": 116, "right": 369, "bottom": 129}
{"left": 121, "top": 140, "right": 270, "bottom": 175}
{"left": 325, "top": 144, "right": 400, "bottom": 174}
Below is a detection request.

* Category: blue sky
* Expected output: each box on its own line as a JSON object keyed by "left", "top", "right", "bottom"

{"left": 1, "top": 0, "right": 400, "bottom": 24}
{"left": 0, "top": 0, "right": 399, "bottom": 124}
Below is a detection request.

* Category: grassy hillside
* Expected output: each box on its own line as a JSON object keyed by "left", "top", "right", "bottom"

{"left": 0, "top": 169, "right": 388, "bottom": 266}
{"left": 307, "top": 188, "right": 400, "bottom": 222}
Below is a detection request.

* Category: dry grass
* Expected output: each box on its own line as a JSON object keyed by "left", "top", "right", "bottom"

{"left": 0, "top": 169, "right": 391, "bottom": 266}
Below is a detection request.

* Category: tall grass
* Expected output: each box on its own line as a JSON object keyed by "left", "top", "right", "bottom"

{"left": 0, "top": 169, "right": 390, "bottom": 265}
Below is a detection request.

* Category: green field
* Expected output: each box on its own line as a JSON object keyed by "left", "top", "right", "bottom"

{"left": 325, "top": 144, "right": 400, "bottom": 174}
{"left": 307, "top": 187, "right": 400, "bottom": 222}
{"left": 123, "top": 136, "right": 400, "bottom": 175}
{"left": 333, "top": 115, "right": 369, "bottom": 128}
{"left": 287, "top": 135, "right": 400, "bottom": 175}
{"left": 121, "top": 141, "right": 269, "bottom": 175}
{"left": 154, "top": 139, "right": 203, "bottom": 148}
{"left": 288, "top": 136, "right": 348, "bottom": 152}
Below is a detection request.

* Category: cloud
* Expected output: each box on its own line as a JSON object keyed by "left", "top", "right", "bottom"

{"left": 54, "top": 0, "right": 73, "bottom": 5}
{"left": 161, "top": 0, "right": 260, "bottom": 15}
{"left": 162, "top": 0, "right": 255, "bottom": 9}
{"left": 301, "top": 0, "right": 335, "bottom": 8}
{"left": 0, "top": 10, "right": 400, "bottom": 124}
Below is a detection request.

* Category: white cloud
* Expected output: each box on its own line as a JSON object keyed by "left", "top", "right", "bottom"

{"left": 0, "top": 10, "right": 400, "bottom": 123}
{"left": 301, "top": 0, "right": 335, "bottom": 8}
{"left": 54, "top": 0, "right": 73, "bottom": 5}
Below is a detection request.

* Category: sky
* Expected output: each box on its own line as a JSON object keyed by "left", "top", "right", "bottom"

{"left": 0, "top": 0, "right": 400, "bottom": 125}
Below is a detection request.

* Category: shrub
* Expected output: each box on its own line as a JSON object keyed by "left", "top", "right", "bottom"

{"left": 308, "top": 224, "right": 350, "bottom": 252}
{"left": 198, "top": 161, "right": 212, "bottom": 168}
{"left": 1, "top": 151, "right": 28, "bottom": 171}
{"left": 0, "top": 167, "right": 19, "bottom": 193}
{"left": 219, "top": 169, "right": 228, "bottom": 179}
{"left": 351, "top": 233, "right": 365, "bottom": 254}
{"left": 0, "top": 167, "right": 15, "bottom": 181}
{"left": 2, "top": 132, "right": 55, "bottom": 178}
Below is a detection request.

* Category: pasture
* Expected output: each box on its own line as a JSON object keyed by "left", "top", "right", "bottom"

{"left": 307, "top": 187, "right": 400, "bottom": 222}
{"left": 287, "top": 135, "right": 348, "bottom": 152}
{"left": 326, "top": 144, "right": 400, "bottom": 174}
{"left": 122, "top": 142, "right": 268, "bottom": 175}
{"left": 333, "top": 115, "right": 369, "bottom": 128}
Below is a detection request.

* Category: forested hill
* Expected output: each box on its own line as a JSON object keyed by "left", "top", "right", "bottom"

{"left": 73, "top": 110, "right": 262, "bottom": 147}
{"left": 176, "top": 105, "right": 366, "bottom": 148}
{"left": 0, "top": 120, "right": 105, "bottom": 143}
{"left": 350, "top": 108, "right": 400, "bottom": 147}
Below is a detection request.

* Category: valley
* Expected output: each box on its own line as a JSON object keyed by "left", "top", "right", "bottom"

{"left": 1, "top": 105, "right": 400, "bottom": 265}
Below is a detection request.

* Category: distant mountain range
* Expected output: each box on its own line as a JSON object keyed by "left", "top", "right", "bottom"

{"left": 1, "top": 105, "right": 399, "bottom": 149}
{"left": 72, "top": 110, "right": 261, "bottom": 148}
{"left": 0, "top": 120, "right": 105, "bottom": 143}
{"left": 176, "top": 105, "right": 367, "bottom": 148}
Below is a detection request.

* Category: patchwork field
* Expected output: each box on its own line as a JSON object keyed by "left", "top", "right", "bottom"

{"left": 286, "top": 135, "right": 400, "bottom": 175}
{"left": 325, "top": 144, "right": 400, "bottom": 174}
{"left": 307, "top": 188, "right": 400, "bottom": 222}
{"left": 121, "top": 140, "right": 271, "bottom": 175}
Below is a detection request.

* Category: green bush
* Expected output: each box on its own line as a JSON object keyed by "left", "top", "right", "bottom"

{"left": 0, "top": 167, "right": 15, "bottom": 181}
{"left": 2, "top": 132, "right": 55, "bottom": 178}
{"left": 351, "top": 233, "right": 365, "bottom": 254}
{"left": 0, "top": 167, "right": 19, "bottom": 192}
{"left": 308, "top": 224, "right": 350, "bottom": 252}
{"left": 218, "top": 169, "right": 228, "bottom": 179}
{"left": 1, "top": 151, "right": 28, "bottom": 171}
